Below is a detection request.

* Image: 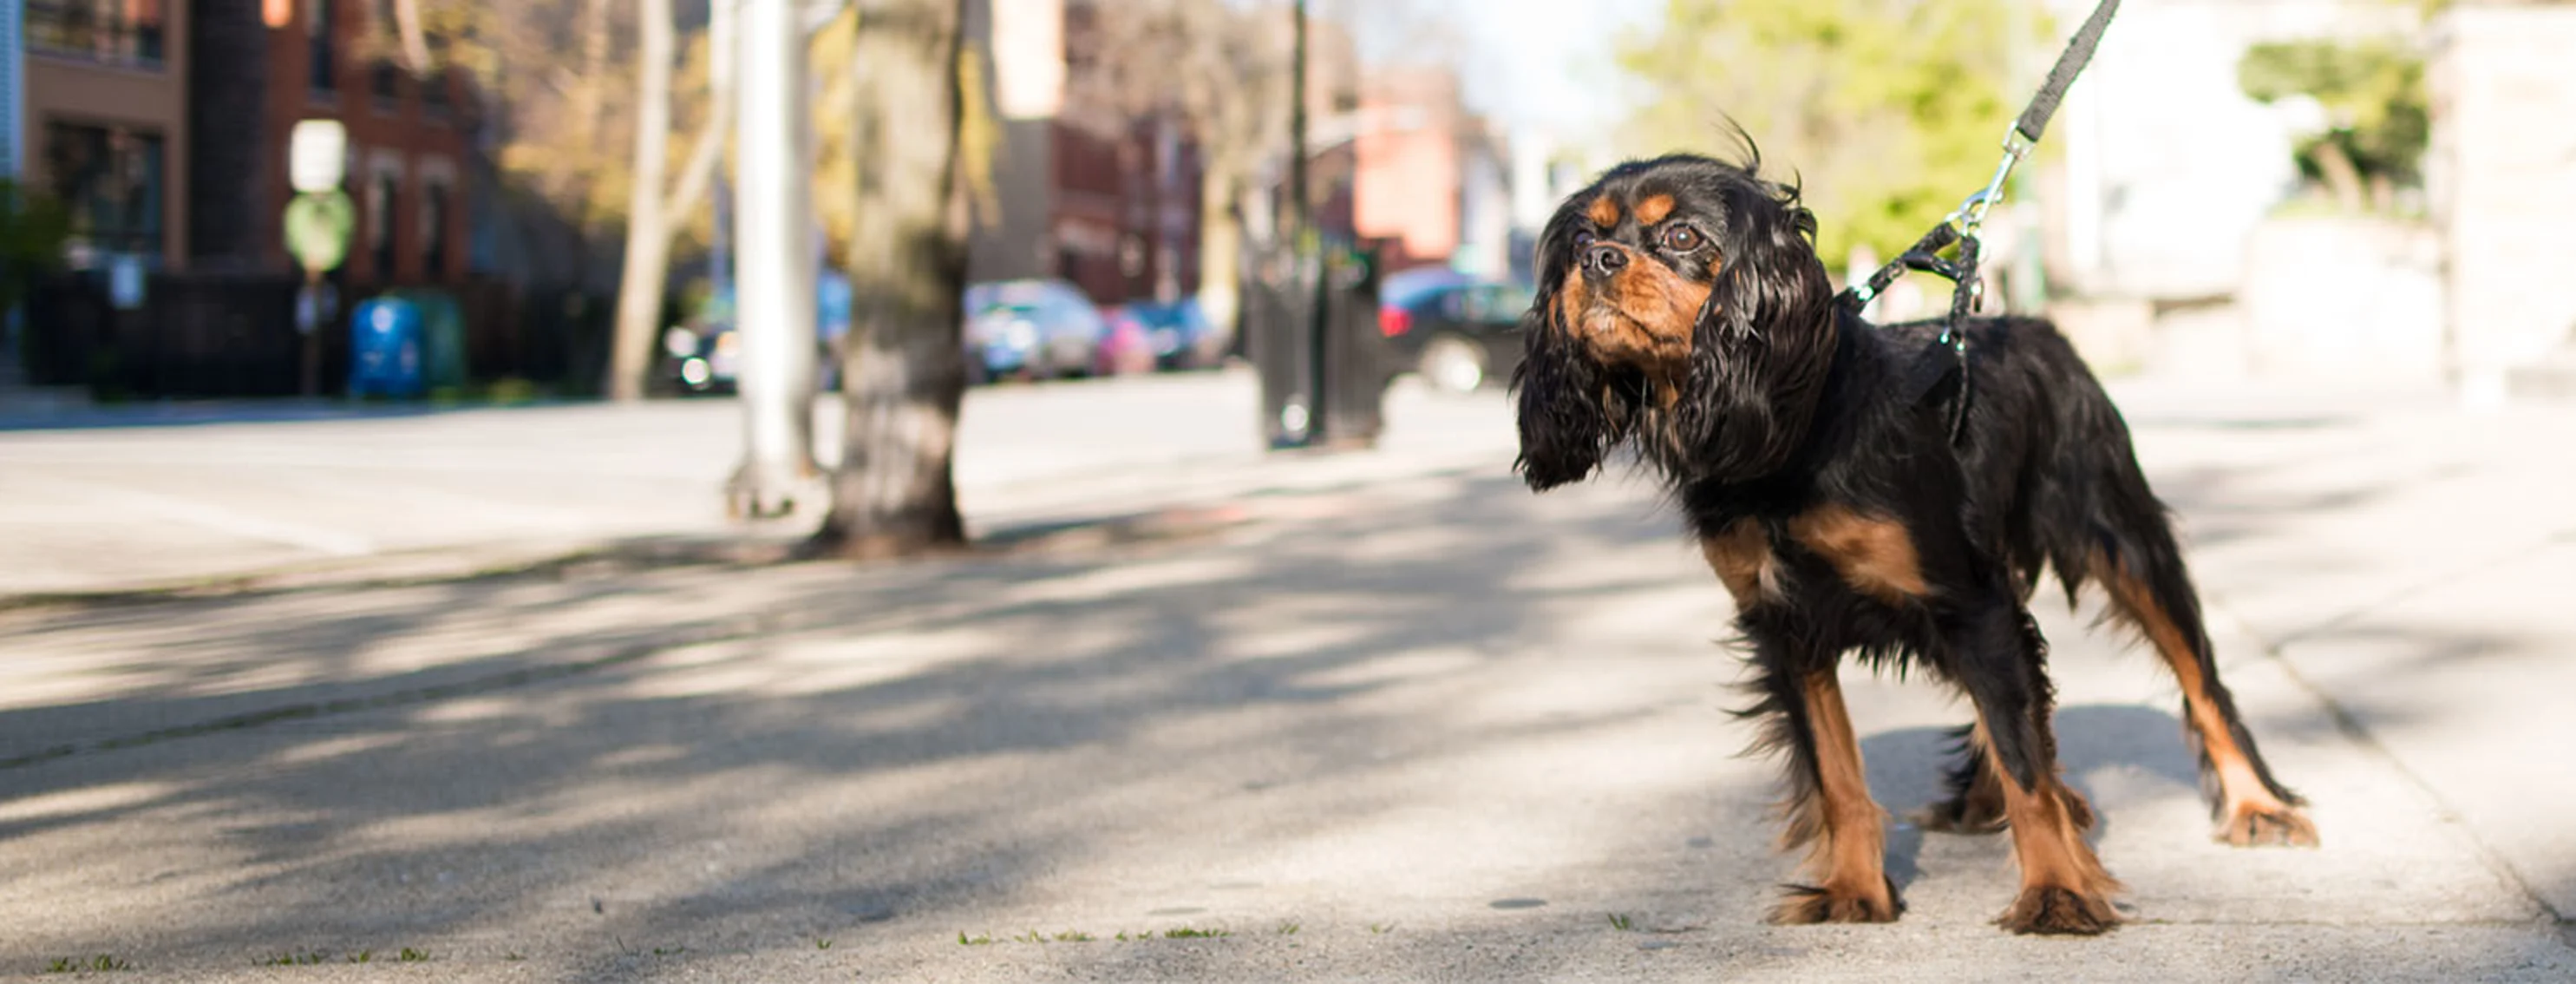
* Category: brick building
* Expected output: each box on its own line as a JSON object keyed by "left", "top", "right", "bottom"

{"left": 188, "top": 0, "right": 474, "bottom": 286}
{"left": 1047, "top": 114, "right": 1202, "bottom": 306}
{"left": 969, "top": 0, "right": 1206, "bottom": 306}
{"left": 16, "top": 0, "right": 195, "bottom": 270}
{"left": 1351, "top": 68, "right": 1459, "bottom": 274}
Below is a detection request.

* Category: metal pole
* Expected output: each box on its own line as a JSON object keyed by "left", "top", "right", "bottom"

{"left": 299, "top": 272, "right": 322, "bottom": 397}
{"left": 1290, "top": 0, "right": 1319, "bottom": 446}
{"left": 727, "top": 0, "right": 819, "bottom": 517}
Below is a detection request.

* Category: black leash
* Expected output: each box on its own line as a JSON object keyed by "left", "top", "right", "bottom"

{"left": 1836, "top": 0, "right": 2122, "bottom": 445}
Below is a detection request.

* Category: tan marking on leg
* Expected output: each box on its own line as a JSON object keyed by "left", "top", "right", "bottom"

{"left": 1587, "top": 194, "right": 1620, "bottom": 227}
{"left": 1972, "top": 720, "right": 2122, "bottom": 935}
{"left": 1635, "top": 193, "right": 1676, "bottom": 226}
{"left": 1788, "top": 505, "right": 1931, "bottom": 604}
{"left": 1699, "top": 521, "right": 1777, "bottom": 609}
{"left": 1772, "top": 671, "right": 1899, "bottom": 923}
{"left": 2098, "top": 561, "right": 2317, "bottom": 847}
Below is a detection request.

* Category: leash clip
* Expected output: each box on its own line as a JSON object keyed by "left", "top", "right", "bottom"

{"left": 1946, "top": 126, "right": 2037, "bottom": 239}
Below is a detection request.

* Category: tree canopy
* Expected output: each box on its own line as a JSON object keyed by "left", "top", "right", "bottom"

{"left": 1616, "top": 0, "right": 2038, "bottom": 265}
{"left": 2237, "top": 38, "right": 2427, "bottom": 212}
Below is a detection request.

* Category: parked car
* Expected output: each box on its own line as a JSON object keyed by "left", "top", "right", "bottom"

{"left": 1094, "top": 305, "right": 1160, "bottom": 377}
{"left": 661, "top": 275, "right": 852, "bottom": 396}
{"left": 663, "top": 321, "right": 847, "bottom": 396}
{"left": 1377, "top": 277, "right": 1536, "bottom": 393}
{"left": 962, "top": 279, "right": 1108, "bottom": 383}
{"left": 1114, "top": 298, "right": 1228, "bottom": 371}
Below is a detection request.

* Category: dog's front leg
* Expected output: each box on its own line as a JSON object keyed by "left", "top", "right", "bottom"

{"left": 1738, "top": 629, "right": 1901, "bottom": 924}
{"left": 1947, "top": 598, "right": 2122, "bottom": 935}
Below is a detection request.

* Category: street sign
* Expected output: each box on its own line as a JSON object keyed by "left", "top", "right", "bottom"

{"left": 284, "top": 189, "right": 356, "bottom": 275}
{"left": 289, "top": 120, "right": 348, "bottom": 194}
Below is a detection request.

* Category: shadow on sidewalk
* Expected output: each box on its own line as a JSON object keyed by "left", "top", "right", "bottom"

{"left": 0, "top": 468, "right": 1716, "bottom": 968}
{"left": 1860, "top": 705, "right": 2207, "bottom": 889}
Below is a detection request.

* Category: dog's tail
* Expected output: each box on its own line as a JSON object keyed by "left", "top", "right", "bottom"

{"left": 2015, "top": 329, "right": 2303, "bottom": 814}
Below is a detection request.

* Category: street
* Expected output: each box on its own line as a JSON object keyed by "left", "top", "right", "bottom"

{"left": 0, "top": 370, "right": 1511, "bottom": 597}
{"left": 2, "top": 372, "right": 2573, "bottom": 981}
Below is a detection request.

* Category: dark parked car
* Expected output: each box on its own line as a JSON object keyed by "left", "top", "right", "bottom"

{"left": 661, "top": 275, "right": 852, "bottom": 396}
{"left": 663, "top": 321, "right": 847, "bottom": 396}
{"left": 963, "top": 279, "right": 1108, "bottom": 384}
{"left": 1378, "top": 276, "right": 1535, "bottom": 393}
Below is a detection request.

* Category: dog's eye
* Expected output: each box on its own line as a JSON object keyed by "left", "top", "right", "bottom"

{"left": 1661, "top": 225, "right": 1700, "bottom": 251}
{"left": 1572, "top": 229, "right": 1598, "bottom": 250}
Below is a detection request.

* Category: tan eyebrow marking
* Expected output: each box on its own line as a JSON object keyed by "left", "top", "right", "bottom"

{"left": 1587, "top": 194, "right": 1620, "bottom": 227}
{"left": 1635, "top": 194, "right": 1675, "bottom": 226}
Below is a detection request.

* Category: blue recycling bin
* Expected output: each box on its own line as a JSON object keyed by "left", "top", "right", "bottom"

{"left": 389, "top": 289, "right": 469, "bottom": 394}
{"left": 348, "top": 297, "right": 425, "bottom": 399}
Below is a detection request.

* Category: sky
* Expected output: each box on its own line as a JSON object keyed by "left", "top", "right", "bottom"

{"left": 1346, "top": 0, "right": 1659, "bottom": 140}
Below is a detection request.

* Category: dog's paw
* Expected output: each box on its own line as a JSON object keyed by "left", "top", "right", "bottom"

{"left": 1769, "top": 880, "right": 1903, "bottom": 925}
{"left": 1995, "top": 884, "right": 2120, "bottom": 935}
{"left": 2213, "top": 798, "right": 2318, "bottom": 848}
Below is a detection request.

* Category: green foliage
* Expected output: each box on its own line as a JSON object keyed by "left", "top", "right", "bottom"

{"left": 2237, "top": 39, "right": 2428, "bottom": 189}
{"left": 1617, "top": 0, "right": 2042, "bottom": 263}
{"left": 45, "top": 954, "right": 130, "bottom": 972}
{"left": 0, "top": 180, "right": 71, "bottom": 317}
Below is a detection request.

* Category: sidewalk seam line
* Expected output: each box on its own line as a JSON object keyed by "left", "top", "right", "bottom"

{"left": 2209, "top": 592, "right": 2572, "bottom": 932}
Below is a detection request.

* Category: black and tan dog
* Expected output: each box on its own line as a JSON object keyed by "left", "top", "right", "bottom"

{"left": 1511, "top": 148, "right": 2316, "bottom": 935}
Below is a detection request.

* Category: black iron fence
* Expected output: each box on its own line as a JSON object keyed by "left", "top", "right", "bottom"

{"left": 17, "top": 270, "right": 611, "bottom": 400}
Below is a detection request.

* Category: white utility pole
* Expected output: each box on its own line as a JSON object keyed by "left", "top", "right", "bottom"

{"left": 725, "top": 0, "right": 821, "bottom": 519}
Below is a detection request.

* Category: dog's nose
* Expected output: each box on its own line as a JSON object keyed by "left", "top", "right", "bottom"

{"left": 1583, "top": 243, "right": 1628, "bottom": 278}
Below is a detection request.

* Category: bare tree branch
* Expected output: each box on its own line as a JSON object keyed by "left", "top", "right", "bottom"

{"left": 664, "top": 0, "right": 737, "bottom": 221}
{"left": 391, "top": 0, "right": 434, "bottom": 71}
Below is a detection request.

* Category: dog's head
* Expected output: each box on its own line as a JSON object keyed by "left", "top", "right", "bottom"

{"left": 1511, "top": 151, "right": 1840, "bottom": 491}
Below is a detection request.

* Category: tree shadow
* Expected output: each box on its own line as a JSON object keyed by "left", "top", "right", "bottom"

{"left": 4, "top": 407, "right": 2567, "bottom": 977}
{"left": 0, "top": 468, "right": 1721, "bottom": 969}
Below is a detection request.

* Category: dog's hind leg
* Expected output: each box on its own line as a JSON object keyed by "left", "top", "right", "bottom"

{"left": 2036, "top": 363, "right": 2317, "bottom": 847}
{"left": 1741, "top": 641, "right": 1902, "bottom": 924}
{"left": 1920, "top": 723, "right": 2099, "bottom": 836}
{"left": 1917, "top": 725, "right": 2010, "bottom": 834}
{"left": 2093, "top": 542, "right": 2317, "bottom": 847}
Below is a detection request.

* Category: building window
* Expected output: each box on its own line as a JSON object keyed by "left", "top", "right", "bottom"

{"left": 26, "top": 0, "right": 168, "bottom": 67}
{"left": 308, "top": 0, "right": 338, "bottom": 95}
{"left": 422, "top": 69, "right": 453, "bottom": 119}
{"left": 421, "top": 182, "right": 449, "bottom": 279}
{"left": 369, "top": 0, "right": 402, "bottom": 108}
{"left": 44, "top": 121, "right": 167, "bottom": 264}
{"left": 368, "top": 170, "right": 401, "bottom": 279}
{"left": 371, "top": 61, "right": 402, "bottom": 107}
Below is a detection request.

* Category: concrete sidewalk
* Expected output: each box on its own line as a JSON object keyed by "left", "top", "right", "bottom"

{"left": 0, "top": 379, "right": 2571, "bottom": 981}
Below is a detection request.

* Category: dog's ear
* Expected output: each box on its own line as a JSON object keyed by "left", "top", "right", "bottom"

{"left": 1668, "top": 175, "right": 1839, "bottom": 482}
{"left": 1512, "top": 213, "right": 1629, "bottom": 491}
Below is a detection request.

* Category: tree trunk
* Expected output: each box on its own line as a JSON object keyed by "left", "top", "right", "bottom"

{"left": 810, "top": 0, "right": 971, "bottom": 559}
{"left": 390, "top": 0, "right": 432, "bottom": 72}
{"left": 2309, "top": 138, "right": 2366, "bottom": 213}
{"left": 606, "top": 0, "right": 677, "bottom": 402}
{"left": 1196, "top": 164, "right": 1244, "bottom": 345}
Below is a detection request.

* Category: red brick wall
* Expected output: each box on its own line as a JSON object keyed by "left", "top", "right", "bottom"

{"left": 258, "top": 0, "right": 473, "bottom": 286}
